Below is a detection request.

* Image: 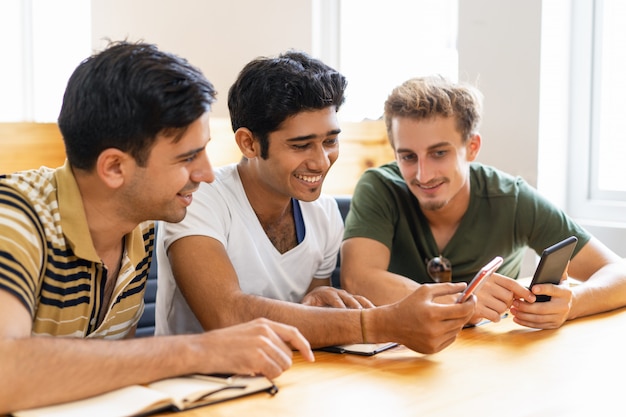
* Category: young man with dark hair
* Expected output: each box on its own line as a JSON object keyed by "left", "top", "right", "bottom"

{"left": 156, "top": 52, "right": 475, "bottom": 352}
{"left": 0, "top": 42, "right": 312, "bottom": 414}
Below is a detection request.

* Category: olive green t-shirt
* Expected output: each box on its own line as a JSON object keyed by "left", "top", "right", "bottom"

{"left": 343, "top": 162, "right": 590, "bottom": 283}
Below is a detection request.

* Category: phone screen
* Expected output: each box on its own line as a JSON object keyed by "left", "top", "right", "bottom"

{"left": 528, "top": 236, "right": 578, "bottom": 302}
{"left": 456, "top": 256, "right": 504, "bottom": 303}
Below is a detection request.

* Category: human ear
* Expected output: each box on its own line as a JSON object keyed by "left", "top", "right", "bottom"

{"left": 96, "top": 148, "right": 131, "bottom": 189}
{"left": 466, "top": 133, "right": 482, "bottom": 161}
{"left": 234, "top": 127, "right": 260, "bottom": 159}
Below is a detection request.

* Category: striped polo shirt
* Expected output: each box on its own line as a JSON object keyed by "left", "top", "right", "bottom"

{"left": 0, "top": 161, "right": 154, "bottom": 339}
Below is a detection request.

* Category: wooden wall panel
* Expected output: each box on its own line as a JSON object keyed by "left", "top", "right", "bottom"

{"left": 207, "top": 118, "right": 395, "bottom": 195}
{"left": 323, "top": 120, "right": 394, "bottom": 195}
{"left": 0, "top": 119, "right": 394, "bottom": 195}
{"left": 0, "top": 123, "right": 66, "bottom": 174}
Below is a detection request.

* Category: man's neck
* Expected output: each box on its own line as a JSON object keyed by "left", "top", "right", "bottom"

{"left": 73, "top": 168, "right": 134, "bottom": 258}
{"left": 237, "top": 163, "right": 292, "bottom": 224}
{"left": 237, "top": 163, "right": 297, "bottom": 253}
{"left": 422, "top": 184, "right": 471, "bottom": 252}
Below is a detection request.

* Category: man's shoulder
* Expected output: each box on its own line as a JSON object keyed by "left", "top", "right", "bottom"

{"left": 470, "top": 163, "right": 530, "bottom": 196}
{"left": 1, "top": 166, "right": 57, "bottom": 187}
{"left": 354, "top": 161, "right": 409, "bottom": 201}
{"left": 355, "top": 161, "right": 404, "bottom": 188}
{"left": 366, "top": 161, "right": 401, "bottom": 178}
{"left": 212, "top": 163, "right": 239, "bottom": 184}
{"left": 470, "top": 163, "right": 517, "bottom": 179}
{"left": 300, "top": 193, "right": 339, "bottom": 215}
{"left": 0, "top": 167, "right": 58, "bottom": 208}
{"left": 195, "top": 164, "right": 239, "bottom": 200}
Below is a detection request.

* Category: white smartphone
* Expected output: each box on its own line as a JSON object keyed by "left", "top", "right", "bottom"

{"left": 456, "top": 256, "right": 504, "bottom": 303}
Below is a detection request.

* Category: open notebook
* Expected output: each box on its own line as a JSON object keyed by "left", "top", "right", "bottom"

{"left": 12, "top": 374, "right": 276, "bottom": 417}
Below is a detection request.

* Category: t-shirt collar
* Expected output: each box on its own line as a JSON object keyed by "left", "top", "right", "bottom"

{"left": 55, "top": 161, "right": 147, "bottom": 266}
{"left": 56, "top": 161, "right": 99, "bottom": 262}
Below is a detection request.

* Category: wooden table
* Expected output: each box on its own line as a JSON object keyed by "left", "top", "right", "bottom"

{"left": 172, "top": 307, "right": 626, "bottom": 417}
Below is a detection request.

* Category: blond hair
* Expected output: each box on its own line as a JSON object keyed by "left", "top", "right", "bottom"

{"left": 383, "top": 76, "right": 483, "bottom": 146}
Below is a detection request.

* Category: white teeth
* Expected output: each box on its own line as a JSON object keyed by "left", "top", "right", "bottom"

{"left": 296, "top": 174, "right": 322, "bottom": 183}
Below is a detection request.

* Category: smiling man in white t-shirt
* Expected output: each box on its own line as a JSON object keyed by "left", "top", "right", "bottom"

{"left": 155, "top": 51, "right": 476, "bottom": 354}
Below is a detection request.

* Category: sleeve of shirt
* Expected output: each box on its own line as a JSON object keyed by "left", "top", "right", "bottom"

{"left": 160, "top": 182, "right": 231, "bottom": 252}
{"left": 514, "top": 177, "right": 591, "bottom": 257}
{"left": 0, "top": 184, "right": 46, "bottom": 316}
{"left": 343, "top": 168, "right": 398, "bottom": 250}
{"left": 313, "top": 195, "right": 344, "bottom": 279}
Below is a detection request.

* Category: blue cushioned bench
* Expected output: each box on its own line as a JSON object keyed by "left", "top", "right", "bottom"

{"left": 135, "top": 195, "right": 352, "bottom": 337}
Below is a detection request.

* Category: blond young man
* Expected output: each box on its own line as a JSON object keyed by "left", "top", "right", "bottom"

{"left": 341, "top": 76, "right": 626, "bottom": 329}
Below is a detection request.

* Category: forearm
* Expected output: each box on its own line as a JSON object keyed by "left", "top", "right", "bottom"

{"left": 207, "top": 293, "right": 363, "bottom": 349}
{"left": 343, "top": 269, "right": 420, "bottom": 306}
{"left": 340, "top": 238, "right": 420, "bottom": 305}
{"left": 569, "top": 260, "right": 626, "bottom": 320}
{"left": 0, "top": 334, "right": 200, "bottom": 413}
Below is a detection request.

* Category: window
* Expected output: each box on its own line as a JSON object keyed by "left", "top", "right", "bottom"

{"left": 569, "top": 0, "right": 626, "bottom": 223}
{"left": 0, "top": 0, "right": 91, "bottom": 122}
{"left": 589, "top": 0, "right": 626, "bottom": 197}
{"left": 313, "top": 0, "right": 458, "bottom": 121}
{"left": 0, "top": 0, "right": 27, "bottom": 121}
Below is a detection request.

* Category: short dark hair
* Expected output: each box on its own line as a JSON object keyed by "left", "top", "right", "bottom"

{"left": 227, "top": 50, "right": 347, "bottom": 159}
{"left": 58, "top": 41, "right": 217, "bottom": 170}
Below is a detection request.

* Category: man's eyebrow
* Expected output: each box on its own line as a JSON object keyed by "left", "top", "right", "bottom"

{"left": 396, "top": 141, "right": 451, "bottom": 154}
{"left": 395, "top": 147, "right": 413, "bottom": 154}
{"left": 174, "top": 146, "right": 205, "bottom": 159}
{"left": 285, "top": 129, "right": 342, "bottom": 142}
{"left": 427, "top": 141, "right": 451, "bottom": 150}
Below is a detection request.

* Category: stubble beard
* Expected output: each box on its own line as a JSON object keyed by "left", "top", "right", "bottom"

{"left": 420, "top": 199, "right": 448, "bottom": 212}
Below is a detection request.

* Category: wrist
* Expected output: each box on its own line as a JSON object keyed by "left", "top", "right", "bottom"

{"left": 360, "top": 309, "right": 368, "bottom": 343}
{"left": 360, "top": 306, "right": 391, "bottom": 344}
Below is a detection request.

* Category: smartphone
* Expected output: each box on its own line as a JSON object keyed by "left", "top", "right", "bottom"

{"left": 528, "top": 236, "right": 578, "bottom": 302}
{"left": 456, "top": 256, "right": 504, "bottom": 303}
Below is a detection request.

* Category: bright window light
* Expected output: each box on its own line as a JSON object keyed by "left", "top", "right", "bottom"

{"left": 0, "top": 0, "right": 91, "bottom": 122}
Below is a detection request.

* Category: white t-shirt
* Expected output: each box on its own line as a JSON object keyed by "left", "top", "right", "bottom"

{"left": 155, "top": 164, "right": 344, "bottom": 335}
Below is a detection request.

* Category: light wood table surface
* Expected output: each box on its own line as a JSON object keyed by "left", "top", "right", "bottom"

{"left": 170, "top": 307, "right": 626, "bottom": 417}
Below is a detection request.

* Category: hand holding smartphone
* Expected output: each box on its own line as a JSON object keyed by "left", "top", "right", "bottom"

{"left": 456, "top": 256, "right": 504, "bottom": 303}
{"left": 528, "top": 236, "right": 578, "bottom": 302}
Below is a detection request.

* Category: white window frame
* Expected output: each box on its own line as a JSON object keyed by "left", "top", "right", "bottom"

{"left": 0, "top": 0, "right": 91, "bottom": 122}
{"left": 568, "top": 0, "right": 626, "bottom": 224}
{"left": 312, "top": 0, "right": 458, "bottom": 122}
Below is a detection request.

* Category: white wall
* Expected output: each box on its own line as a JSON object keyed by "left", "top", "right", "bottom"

{"left": 91, "top": 0, "right": 314, "bottom": 118}
{"left": 458, "top": 0, "right": 542, "bottom": 187}
{"left": 458, "top": 1, "right": 544, "bottom": 272}
{"left": 92, "top": 0, "right": 542, "bottom": 182}
{"left": 90, "top": 0, "right": 625, "bottom": 261}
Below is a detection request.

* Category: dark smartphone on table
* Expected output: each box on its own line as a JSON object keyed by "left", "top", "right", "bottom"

{"left": 528, "top": 236, "right": 578, "bottom": 302}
